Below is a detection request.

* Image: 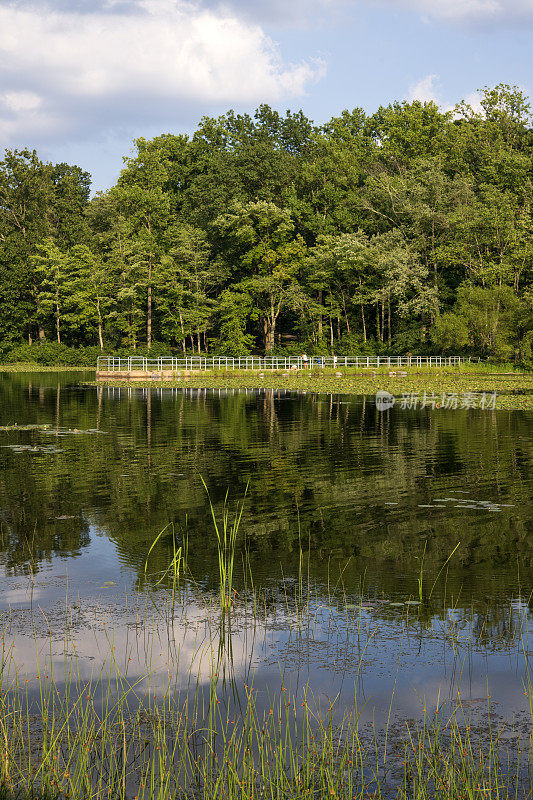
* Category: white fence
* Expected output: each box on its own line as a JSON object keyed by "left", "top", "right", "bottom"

{"left": 97, "top": 355, "right": 467, "bottom": 372}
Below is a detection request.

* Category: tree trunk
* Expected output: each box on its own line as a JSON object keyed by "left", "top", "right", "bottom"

{"left": 147, "top": 279, "right": 152, "bottom": 350}
{"left": 361, "top": 304, "right": 367, "bottom": 342}
{"left": 376, "top": 302, "right": 380, "bottom": 342}
{"left": 388, "top": 295, "right": 391, "bottom": 346}
{"left": 318, "top": 290, "right": 323, "bottom": 339}
{"left": 265, "top": 317, "right": 275, "bottom": 353}
{"left": 56, "top": 300, "right": 61, "bottom": 344}
{"left": 96, "top": 298, "right": 104, "bottom": 350}
{"left": 38, "top": 324, "right": 46, "bottom": 342}
{"left": 178, "top": 311, "right": 186, "bottom": 354}
{"left": 266, "top": 298, "right": 279, "bottom": 353}
{"left": 341, "top": 293, "right": 350, "bottom": 335}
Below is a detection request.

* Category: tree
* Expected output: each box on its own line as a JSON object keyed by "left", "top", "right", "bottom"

{"left": 216, "top": 290, "right": 255, "bottom": 355}
{"left": 369, "top": 231, "right": 437, "bottom": 345}
{"left": 32, "top": 238, "right": 68, "bottom": 343}
{"left": 215, "top": 201, "right": 306, "bottom": 352}
{"left": 0, "top": 149, "right": 53, "bottom": 344}
{"left": 115, "top": 139, "right": 171, "bottom": 349}
{"left": 431, "top": 313, "right": 470, "bottom": 353}
{"left": 63, "top": 245, "right": 114, "bottom": 349}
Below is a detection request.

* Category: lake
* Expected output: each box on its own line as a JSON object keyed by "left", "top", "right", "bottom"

{"left": 0, "top": 371, "right": 532, "bottom": 744}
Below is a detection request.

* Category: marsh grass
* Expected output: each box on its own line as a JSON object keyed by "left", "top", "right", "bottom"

{"left": 1, "top": 532, "right": 533, "bottom": 800}
{"left": 1, "top": 596, "right": 532, "bottom": 800}
{"left": 200, "top": 478, "right": 248, "bottom": 613}
{"left": 145, "top": 524, "right": 184, "bottom": 610}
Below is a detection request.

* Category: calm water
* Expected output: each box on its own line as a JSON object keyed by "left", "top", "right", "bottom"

{"left": 1, "top": 371, "right": 532, "bottom": 730}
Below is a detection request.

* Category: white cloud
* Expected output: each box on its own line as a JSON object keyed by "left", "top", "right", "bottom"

{"left": 407, "top": 74, "right": 441, "bottom": 104}
{"left": 0, "top": 0, "right": 325, "bottom": 148}
{"left": 405, "top": 75, "right": 484, "bottom": 115}
{"left": 1, "top": 91, "right": 42, "bottom": 113}
{"left": 459, "top": 91, "right": 483, "bottom": 115}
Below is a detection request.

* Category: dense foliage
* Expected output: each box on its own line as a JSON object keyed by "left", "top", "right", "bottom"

{"left": 1, "top": 84, "right": 532, "bottom": 362}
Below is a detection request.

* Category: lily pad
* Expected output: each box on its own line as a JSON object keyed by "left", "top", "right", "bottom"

{"left": 1, "top": 444, "right": 61, "bottom": 453}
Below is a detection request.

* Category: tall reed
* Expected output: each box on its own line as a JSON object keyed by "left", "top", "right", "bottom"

{"left": 201, "top": 478, "right": 248, "bottom": 613}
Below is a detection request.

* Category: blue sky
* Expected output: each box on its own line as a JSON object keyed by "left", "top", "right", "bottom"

{"left": 0, "top": 0, "right": 531, "bottom": 191}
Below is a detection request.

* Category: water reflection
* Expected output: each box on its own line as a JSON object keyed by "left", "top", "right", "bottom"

{"left": 0, "top": 374, "right": 532, "bottom": 726}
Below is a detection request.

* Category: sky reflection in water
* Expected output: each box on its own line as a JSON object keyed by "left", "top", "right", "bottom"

{"left": 0, "top": 373, "right": 531, "bottom": 732}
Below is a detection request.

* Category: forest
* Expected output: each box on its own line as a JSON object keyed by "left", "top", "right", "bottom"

{"left": 0, "top": 83, "right": 532, "bottom": 364}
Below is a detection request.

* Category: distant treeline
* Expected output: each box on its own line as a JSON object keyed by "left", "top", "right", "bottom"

{"left": 1, "top": 83, "right": 532, "bottom": 363}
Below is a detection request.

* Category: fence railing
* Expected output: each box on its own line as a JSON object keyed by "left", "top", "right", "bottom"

{"left": 97, "top": 355, "right": 467, "bottom": 372}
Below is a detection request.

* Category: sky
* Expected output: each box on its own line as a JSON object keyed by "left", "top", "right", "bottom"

{"left": 0, "top": 0, "right": 531, "bottom": 191}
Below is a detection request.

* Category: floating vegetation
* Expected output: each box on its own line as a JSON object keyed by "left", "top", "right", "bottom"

{"left": 94, "top": 369, "right": 533, "bottom": 410}
{"left": 1, "top": 444, "right": 62, "bottom": 453}
{"left": 0, "top": 422, "right": 57, "bottom": 431}
{"left": 42, "top": 427, "right": 107, "bottom": 435}
{"left": 0, "top": 423, "right": 105, "bottom": 434}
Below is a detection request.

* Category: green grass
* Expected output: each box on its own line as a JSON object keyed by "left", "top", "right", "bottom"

{"left": 0, "top": 363, "right": 94, "bottom": 373}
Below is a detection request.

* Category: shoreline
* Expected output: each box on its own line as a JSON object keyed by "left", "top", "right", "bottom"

{"left": 0, "top": 363, "right": 531, "bottom": 408}
{"left": 92, "top": 369, "right": 533, "bottom": 410}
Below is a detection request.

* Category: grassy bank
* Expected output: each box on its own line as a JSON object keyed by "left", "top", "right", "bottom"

{"left": 94, "top": 366, "right": 533, "bottom": 410}
{"left": 0, "top": 362, "right": 94, "bottom": 372}
{"left": 1, "top": 360, "right": 531, "bottom": 409}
